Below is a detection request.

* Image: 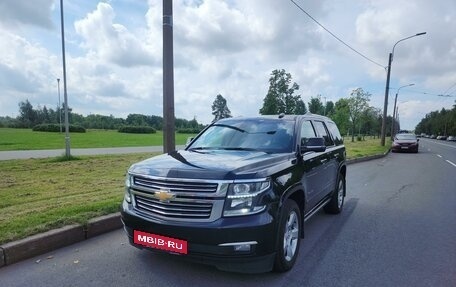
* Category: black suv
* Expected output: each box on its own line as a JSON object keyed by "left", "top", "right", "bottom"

{"left": 121, "top": 114, "right": 346, "bottom": 273}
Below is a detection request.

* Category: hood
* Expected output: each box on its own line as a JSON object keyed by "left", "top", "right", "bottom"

{"left": 129, "top": 149, "right": 294, "bottom": 180}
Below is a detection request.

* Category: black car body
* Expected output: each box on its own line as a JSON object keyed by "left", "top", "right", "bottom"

{"left": 392, "top": 133, "right": 419, "bottom": 153}
{"left": 121, "top": 114, "right": 346, "bottom": 273}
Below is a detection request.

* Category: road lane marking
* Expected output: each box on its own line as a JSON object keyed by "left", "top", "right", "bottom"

{"left": 436, "top": 154, "right": 442, "bottom": 158}
{"left": 446, "top": 160, "right": 456, "bottom": 168}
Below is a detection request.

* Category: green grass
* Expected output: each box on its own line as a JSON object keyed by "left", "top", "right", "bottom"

{"left": 0, "top": 128, "right": 195, "bottom": 151}
{"left": 0, "top": 132, "right": 390, "bottom": 245}
{"left": 0, "top": 152, "right": 156, "bottom": 245}
{"left": 344, "top": 136, "right": 391, "bottom": 159}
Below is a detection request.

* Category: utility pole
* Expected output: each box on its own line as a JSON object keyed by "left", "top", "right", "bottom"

{"left": 59, "top": 0, "right": 71, "bottom": 158}
{"left": 163, "top": 0, "right": 175, "bottom": 153}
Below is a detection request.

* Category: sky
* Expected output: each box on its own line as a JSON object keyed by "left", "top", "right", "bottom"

{"left": 0, "top": 0, "right": 455, "bottom": 130}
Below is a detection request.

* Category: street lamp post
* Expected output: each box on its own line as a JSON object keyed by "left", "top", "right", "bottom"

{"left": 57, "top": 78, "right": 62, "bottom": 133}
{"left": 391, "top": 83, "right": 414, "bottom": 139}
{"left": 380, "top": 32, "right": 426, "bottom": 146}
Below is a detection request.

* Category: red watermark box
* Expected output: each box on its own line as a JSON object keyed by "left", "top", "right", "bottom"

{"left": 134, "top": 230, "right": 188, "bottom": 254}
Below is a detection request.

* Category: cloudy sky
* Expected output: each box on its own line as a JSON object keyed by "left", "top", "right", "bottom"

{"left": 0, "top": 0, "right": 455, "bottom": 129}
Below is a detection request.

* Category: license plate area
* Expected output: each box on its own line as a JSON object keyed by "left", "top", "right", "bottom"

{"left": 134, "top": 230, "right": 188, "bottom": 254}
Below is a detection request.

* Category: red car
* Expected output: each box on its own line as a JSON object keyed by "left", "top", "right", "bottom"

{"left": 392, "top": 133, "right": 419, "bottom": 153}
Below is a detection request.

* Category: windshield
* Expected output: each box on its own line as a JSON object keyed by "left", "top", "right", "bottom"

{"left": 395, "top": 134, "right": 417, "bottom": 140}
{"left": 188, "top": 119, "right": 295, "bottom": 153}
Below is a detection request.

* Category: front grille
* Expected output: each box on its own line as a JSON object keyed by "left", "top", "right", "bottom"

{"left": 134, "top": 177, "right": 218, "bottom": 193}
{"left": 131, "top": 175, "right": 227, "bottom": 222}
{"left": 135, "top": 194, "right": 213, "bottom": 219}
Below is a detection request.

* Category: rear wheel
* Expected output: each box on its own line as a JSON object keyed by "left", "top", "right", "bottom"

{"left": 274, "top": 200, "right": 301, "bottom": 272}
{"left": 324, "top": 174, "right": 345, "bottom": 214}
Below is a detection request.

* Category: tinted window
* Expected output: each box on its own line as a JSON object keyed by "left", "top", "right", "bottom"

{"left": 300, "top": 120, "right": 316, "bottom": 143}
{"left": 313, "top": 121, "right": 334, "bottom": 146}
{"left": 326, "top": 121, "right": 343, "bottom": 146}
{"left": 189, "top": 119, "right": 295, "bottom": 153}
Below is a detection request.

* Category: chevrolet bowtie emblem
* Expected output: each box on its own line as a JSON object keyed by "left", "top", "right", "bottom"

{"left": 154, "top": 189, "right": 176, "bottom": 202}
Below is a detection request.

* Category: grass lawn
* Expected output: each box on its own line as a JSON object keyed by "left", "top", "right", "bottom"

{"left": 0, "top": 128, "right": 196, "bottom": 151}
{"left": 0, "top": 135, "right": 390, "bottom": 245}
{"left": 0, "top": 152, "right": 157, "bottom": 245}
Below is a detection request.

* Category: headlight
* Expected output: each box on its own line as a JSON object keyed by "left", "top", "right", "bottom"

{"left": 223, "top": 180, "right": 270, "bottom": 216}
{"left": 124, "top": 174, "right": 132, "bottom": 203}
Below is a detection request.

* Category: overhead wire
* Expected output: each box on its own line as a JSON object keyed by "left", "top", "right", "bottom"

{"left": 289, "top": 0, "right": 386, "bottom": 69}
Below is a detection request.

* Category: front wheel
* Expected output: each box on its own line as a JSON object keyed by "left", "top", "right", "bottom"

{"left": 324, "top": 174, "right": 345, "bottom": 214}
{"left": 274, "top": 200, "right": 301, "bottom": 272}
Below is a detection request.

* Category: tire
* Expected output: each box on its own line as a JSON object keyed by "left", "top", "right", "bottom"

{"left": 273, "top": 200, "right": 301, "bottom": 272}
{"left": 324, "top": 174, "right": 345, "bottom": 214}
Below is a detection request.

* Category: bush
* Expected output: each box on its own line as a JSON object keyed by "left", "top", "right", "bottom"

{"left": 32, "top": 124, "right": 86, "bottom": 133}
{"left": 177, "top": 128, "right": 201, "bottom": 134}
{"left": 118, "top": 126, "right": 156, "bottom": 134}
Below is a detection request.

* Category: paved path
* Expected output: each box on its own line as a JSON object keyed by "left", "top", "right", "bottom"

{"left": 0, "top": 146, "right": 184, "bottom": 160}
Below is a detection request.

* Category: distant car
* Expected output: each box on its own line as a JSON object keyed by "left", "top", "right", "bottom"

{"left": 392, "top": 133, "right": 419, "bottom": 153}
{"left": 447, "top": 136, "right": 456, "bottom": 141}
{"left": 437, "top": 136, "right": 447, "bottom": 140}
{"left": 430, "top": 135, "right": 437, "bottom": 139}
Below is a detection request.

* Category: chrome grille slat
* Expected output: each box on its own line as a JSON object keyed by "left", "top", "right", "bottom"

{"left": 131, "top": 175, "right": 228, "bottom": 222}
{"left": 134, "top": 178, "right": 218, "bottom": 193}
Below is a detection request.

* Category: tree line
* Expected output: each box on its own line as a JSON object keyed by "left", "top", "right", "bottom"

{"left": 2, "top": 68, "right": 405, "bottom": 140}
{"left": 0, "top": 100, "right": 203, "bottom": 133}
{"left": 415, "top": 105, "right": 456, "bottom": 136}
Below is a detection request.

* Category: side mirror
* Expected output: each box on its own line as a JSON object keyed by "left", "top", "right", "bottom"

{"left": 301, "top": 137, "right": 326, "bottom": 153}
{"left": 417, "top": 138, "right": 420, "bottom": 142}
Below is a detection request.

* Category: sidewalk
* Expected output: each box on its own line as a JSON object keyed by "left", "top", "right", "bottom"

{"left": 0, "top": 146, "right": 185, "bottom": 160}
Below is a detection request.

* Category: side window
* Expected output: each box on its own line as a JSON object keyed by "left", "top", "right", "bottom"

{"left": 300, "top": 120, "right": 316, "bottom": 145}
{"left": 313, "top": 121, "right": 334, "bottom": 147}
{"left": 326, "top": 122, "right": 343, "bottom": 146}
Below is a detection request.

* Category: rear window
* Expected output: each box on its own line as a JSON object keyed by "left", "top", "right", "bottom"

{"left": 326, "top": 122, "right": 343, "bottom": 146}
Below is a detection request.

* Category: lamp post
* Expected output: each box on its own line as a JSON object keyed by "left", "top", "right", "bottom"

{"left": 380, "top": 32, "right": 426, "bottom": 146}
{"left": 391, "top": 83, "right": 414, "bottom": 138}
{"left": 59, "top": 0, "right": 71, "bottom": 158}
{"left": 57, "top": 78, "right": 62, "bottom": 133}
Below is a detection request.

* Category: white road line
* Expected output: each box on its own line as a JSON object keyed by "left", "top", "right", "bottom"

{"left": 437, "top": 154, "right": 442, "bottom": 158}
{"left": 446, "top": 160, "right": 456, "bottom": 168}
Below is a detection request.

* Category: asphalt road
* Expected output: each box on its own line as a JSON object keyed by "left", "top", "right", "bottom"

{"left": 0, "top": 139, "right": 455, "bottom": 287}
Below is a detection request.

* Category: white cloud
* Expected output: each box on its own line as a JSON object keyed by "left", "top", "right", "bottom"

{"left": 74, "top": 2, "right": 158, "bottom": 67}
{"left": 0, "top": 0, "right": 55, "bottom": 30}
{"left": 0, "top": 0, "right": 454, "bottom": 129}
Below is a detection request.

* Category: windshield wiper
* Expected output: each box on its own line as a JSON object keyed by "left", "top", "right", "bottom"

{"left": 219, "top": 147, "right": 259, "bottom": 151}
{"left": 212, "top": 124, "right": 246, "bottom": 133}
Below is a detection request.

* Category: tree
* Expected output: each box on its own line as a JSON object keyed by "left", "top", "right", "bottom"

{"left": 347, "top": 88, "right": 371, "bottom": 142}
{"left": 308, "top": 96, "right": 325, "bottom": 115}
{"left": 332, "top": 98, "right": 350, "bottom": 136}
{"left": 259, "top": 69, "right": 302, "bottom": 115}
{"left": 211, "top": 94, "right": 232, "bottom": 122}
{"left": 295, "top": 99, "right": 307, "bottom": 114}
{"left": 325, "top": 101, "right": 335, "bottom": 117}
{"left": 18, "top": 99, "right": 37, "bottom": 128}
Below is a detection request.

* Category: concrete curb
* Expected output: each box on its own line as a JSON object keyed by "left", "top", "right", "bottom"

{"left": 0, "top": 212, "right": 122, "bottom": 268}
{"left": 346, "top": 149, "right": 390, "bottom": 165}
{"left": 0, "top": 150, "right": 391, "bottom": 268}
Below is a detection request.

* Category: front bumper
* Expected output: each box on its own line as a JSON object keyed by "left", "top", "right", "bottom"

{"left": 121, "top": 200, "right": 278, "bottom": 273}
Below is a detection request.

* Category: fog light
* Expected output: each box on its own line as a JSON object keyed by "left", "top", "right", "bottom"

{"left": 234, "top": 244, "right": 251, "bottom": 252}
{"left": 219, "top": 241, "right": 257, "bottom": 253}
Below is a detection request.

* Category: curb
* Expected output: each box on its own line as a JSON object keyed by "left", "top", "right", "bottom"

{"left": 0, "top": 150, "right": 391, "bottom": 268}
{"left": 0, "top": 212, "right": 122, "bottom": 268}
{"left": 346, "top": 149, "right": 390, "bottom": 165}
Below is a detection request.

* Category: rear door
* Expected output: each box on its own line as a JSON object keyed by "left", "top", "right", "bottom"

{"left": 299, "top": 120, "right": 327, "bottom": 212}
{"left": 312, "top": 120, "right": 337, "bottom": 198}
